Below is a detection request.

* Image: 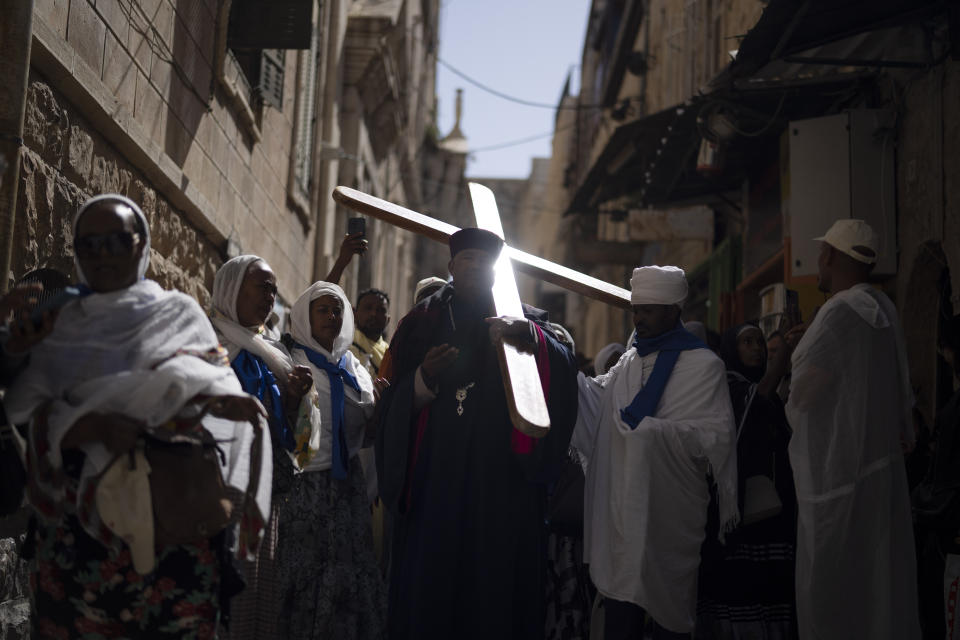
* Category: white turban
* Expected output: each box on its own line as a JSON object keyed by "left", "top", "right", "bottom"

{"left": 630, "top": 265, "right": 688, "bottom": 308}
{"left": 594, "top": 342, "right": 626, "bottom": 376}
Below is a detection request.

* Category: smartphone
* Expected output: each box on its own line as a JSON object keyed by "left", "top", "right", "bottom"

{"left": 784, "top": 289, "right": 801, "bottom": 327}
{"left": 26, "top": 286, "right": 83, "bottom": 328}
{"left": 347, "top": 217, "right": 366, "bottom": 237}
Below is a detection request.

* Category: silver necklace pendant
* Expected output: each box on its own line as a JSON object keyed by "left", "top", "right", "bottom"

{"left": 456, "top": 382, "right": 476, "bottom": 416}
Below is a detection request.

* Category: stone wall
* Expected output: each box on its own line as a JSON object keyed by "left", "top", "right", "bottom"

{"left": 0, "top": 511, "right": 30, "bottom": 640}
{"left": 894, "top": 58, "right": 960, "bottom": 427}
{"left": 12, "top": 76, "right": 222, "bottom": 306}
{"left": 29, "top": 0, "right": 320, "bottom": 304}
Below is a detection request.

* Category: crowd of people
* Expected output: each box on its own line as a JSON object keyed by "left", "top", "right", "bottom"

{"left": 0, "top": 193, "right": 923, "bottom": 640}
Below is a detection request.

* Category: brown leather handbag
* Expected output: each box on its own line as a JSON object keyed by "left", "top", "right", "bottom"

{"left": 144, "top": 430, "right": 233, "bottom": 546}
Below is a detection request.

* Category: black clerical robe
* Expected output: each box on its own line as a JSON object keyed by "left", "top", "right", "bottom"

{"left": 376, "top": 284, "right": 578, "bottom": 640}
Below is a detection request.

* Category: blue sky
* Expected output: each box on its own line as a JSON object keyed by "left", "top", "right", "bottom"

{"left": 436, "top": 0, "right": 592, "bottom": 179}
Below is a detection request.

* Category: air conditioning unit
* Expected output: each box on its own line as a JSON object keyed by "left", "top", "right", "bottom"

{"left": 788, "top": 110, "right": 896, "bottom": 277}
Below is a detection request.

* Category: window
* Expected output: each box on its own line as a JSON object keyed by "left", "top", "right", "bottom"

{"left": 214, "top": 0, "right": 314, "bottom": 140}
{"left": 229, "top": 49, "right": 287, "bottom": 111}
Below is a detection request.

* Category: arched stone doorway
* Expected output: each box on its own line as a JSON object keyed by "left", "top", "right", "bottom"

{"left": 903, "top": 241, "right": 955, "bottom": 433}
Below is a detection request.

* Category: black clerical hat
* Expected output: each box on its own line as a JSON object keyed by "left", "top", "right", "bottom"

{"left": 449, "top": 228, "right": 504, "bottom": 259}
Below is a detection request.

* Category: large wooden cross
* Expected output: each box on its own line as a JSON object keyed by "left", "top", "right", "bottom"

{"left": 333, "top": 183, "right": 631, "bottom": 438}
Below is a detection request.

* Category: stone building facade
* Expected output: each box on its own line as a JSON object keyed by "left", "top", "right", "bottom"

{"left": 507, "top": 0, "right": 764, "bottom": 359}
{"left": 0, "top": 0, "right": 464, "bottom": 633}
{"left": 9, "top": 0, "right": 463, "bottom": 318}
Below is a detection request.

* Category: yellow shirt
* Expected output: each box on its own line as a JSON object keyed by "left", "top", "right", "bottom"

{"left": 350, "top": 329, "right": 388, "bottom": 377}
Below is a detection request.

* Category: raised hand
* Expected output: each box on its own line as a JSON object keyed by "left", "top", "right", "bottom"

{"left": 338, "top": 232, "right": 368, "bottom": 261}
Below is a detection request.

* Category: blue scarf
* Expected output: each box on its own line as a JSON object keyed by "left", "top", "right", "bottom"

{"left": 620, "top": 323, "right": 707, "bottom": 429}
{"left": 295, "top": 343, "right": 360, "bottom": 480}
{"left": 231, "top": 349, "right": 293, "bottom": 451}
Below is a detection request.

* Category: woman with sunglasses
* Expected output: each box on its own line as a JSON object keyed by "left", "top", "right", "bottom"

{"left": 209, "top": 255, "right": 322, "bottom": 640}
{"left": 6, "top": 194, "right": 272, "bottom": 639}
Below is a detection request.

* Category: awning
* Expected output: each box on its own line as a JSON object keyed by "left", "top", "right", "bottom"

{"left": 566, "top": 0, "right": 951, "bottom": 215}
{"left": 565, "top": 74, "right": 864, "bottom": 215}
{"left": 565, "top": 101, "right": 716, "bottom": 214}
{"left": 717, "top": 0, "right": 950, "bottom": 85}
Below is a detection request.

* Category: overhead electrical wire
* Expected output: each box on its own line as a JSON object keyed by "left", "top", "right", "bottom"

{"left": 467, "top": 123, "right": 575, "bottom": 153}
{"left": 438, "top": 58, "right": 607, "bottom": 111}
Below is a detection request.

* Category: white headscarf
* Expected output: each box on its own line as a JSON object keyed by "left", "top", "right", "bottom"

{"left": 630, "top": 265, "right": 688, "bottom": 308}
{"left": 210, "top": 255, "right": 292, "bottom": 377}
{"left": 290, "top": 281, "right": 356, "bottom": 361}
{"left": 594, "top": 342, "right": 626, "bottom": 376}
{"left": 73, "top": 194, "right": 151, "bottom": 285}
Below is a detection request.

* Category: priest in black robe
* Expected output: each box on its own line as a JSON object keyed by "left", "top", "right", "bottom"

{"left": 376, "top": 228, "right": 579, "bottom": 639}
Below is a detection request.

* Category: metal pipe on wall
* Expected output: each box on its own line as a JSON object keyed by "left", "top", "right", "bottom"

{"left": 0, "top": 0, "right": 35, "bottom": 291}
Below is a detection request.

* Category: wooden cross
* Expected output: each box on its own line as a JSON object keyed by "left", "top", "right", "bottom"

{"left": 332, "top": 184, "right": 632, "bottom": 438}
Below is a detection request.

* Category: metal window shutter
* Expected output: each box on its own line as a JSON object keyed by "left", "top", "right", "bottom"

{"left": 259, "top": 49, "right": 286, "bottom": 110}
{"left": 294, "top": 27, "right": 320, "bottom": 199}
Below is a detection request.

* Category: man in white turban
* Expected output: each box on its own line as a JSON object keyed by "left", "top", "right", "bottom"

{"left": 786, "top": 220, "right": 920, "bottom": 638}
{"left": 573, "top": 265, "right": 737, "bottom": 638}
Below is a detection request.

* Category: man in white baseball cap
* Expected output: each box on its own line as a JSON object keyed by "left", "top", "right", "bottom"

{"left": 786, "top": 219, "right": 920, "bottom": 638}
{"left": 814, "top": 218, "right": 878, "bottom": 293}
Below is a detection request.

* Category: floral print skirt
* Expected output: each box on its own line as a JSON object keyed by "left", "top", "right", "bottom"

{"left": 275, "top": 461, "right": 386, "bottom": 639}
{"left": 32, "top": 514, "right": 220, "bottom": 639}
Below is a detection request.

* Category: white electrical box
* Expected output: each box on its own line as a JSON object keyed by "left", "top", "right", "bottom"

{"left": 788, "top": 110, "right": 896, "bottom": 276}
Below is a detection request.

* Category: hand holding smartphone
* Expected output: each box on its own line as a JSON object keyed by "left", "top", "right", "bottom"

{"left": 347, "top": 217, "right": 366, "bottom": 237}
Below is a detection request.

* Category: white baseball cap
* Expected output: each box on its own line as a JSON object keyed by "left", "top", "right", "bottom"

{"left": 814, "top": 219, "right": 878, "bottom": 265}
{"left": 414, "top": 276, "right": 448, "bottom": 304}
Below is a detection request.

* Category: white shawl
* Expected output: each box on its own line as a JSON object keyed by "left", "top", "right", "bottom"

{"left": 5, "top": 274, "right": 271, "bottom": 569}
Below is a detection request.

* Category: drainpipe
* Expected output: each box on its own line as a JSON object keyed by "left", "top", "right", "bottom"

{"left": 0, "top": 0, "right": 34, "bottom": 291}
{"left": 312, "top": 0, "right": 344, "bottom": 281}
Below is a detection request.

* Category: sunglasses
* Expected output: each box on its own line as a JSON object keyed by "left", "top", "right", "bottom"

{"left": 74, "top": 231, "right": 140, "bottom": 258}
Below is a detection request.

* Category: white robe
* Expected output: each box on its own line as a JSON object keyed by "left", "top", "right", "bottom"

{"left": 786, "top": 283, "right": 920, "bottom": 639}
{"left": 573, "top": 347, "right": 737, "bottom": 633}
